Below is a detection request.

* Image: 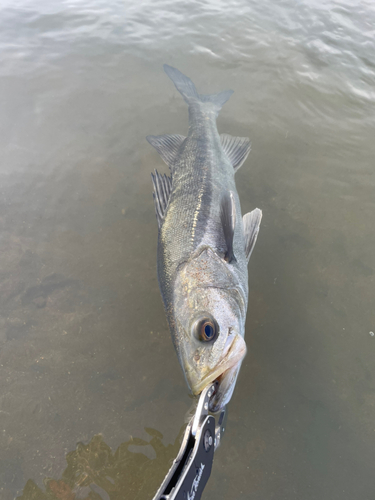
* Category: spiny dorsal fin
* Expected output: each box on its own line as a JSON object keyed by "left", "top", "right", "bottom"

{"left": 220, "top": 191, "right": 236, "bottom": 263}
{"left": 146, "top": 134, "right": 186, "bottom": 168}
{"left": 220, "top": 133, "right": 251, "bottom": 173}
{"left": 151, "top": 170, "right": 172, "bottom": 229}
{"left": 243, "top": 208, "right": 262, "bottom": 261}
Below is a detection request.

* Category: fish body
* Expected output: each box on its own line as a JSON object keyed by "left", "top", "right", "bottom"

{"left": 147, "top": 66, "right": 261, "bottom": 411}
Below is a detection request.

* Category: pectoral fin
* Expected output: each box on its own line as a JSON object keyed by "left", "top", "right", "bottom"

{"left": 243, "top": 208, "right": 262, "bottom": 261}
{"left": 151, "top": 170, "right": 172, "bottom": 229}
{"left": 220, "top": 191, "right": 236, "bottom": 263}
{"left": 220, "top": 133, "right": 251, "bottom": 173}
{"left": 146, "top": 134, "right": 186, "bottom": 168}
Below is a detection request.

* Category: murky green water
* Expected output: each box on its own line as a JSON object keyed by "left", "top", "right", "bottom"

{"left": 1, "top": 0, "right": 374, "bottom": 498}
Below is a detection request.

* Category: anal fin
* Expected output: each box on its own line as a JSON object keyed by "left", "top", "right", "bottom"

{"left": 220, "top": 191, "right": 236, "bottom": 263}
{"left": 243, "top": 208, "right": 262, "bottom": 261}
{"left": 151, "top": 170, "right": 172, "bottom": 229}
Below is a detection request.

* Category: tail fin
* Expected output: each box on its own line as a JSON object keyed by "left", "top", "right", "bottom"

{"left": 163, "top": 64, "right": 233, "bottom": 112}
{"left": 163, "top": 65, "right": 199, "bottom": 103}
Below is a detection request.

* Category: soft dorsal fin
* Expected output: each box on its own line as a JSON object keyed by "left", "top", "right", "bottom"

{"left": 220, "top": 191, "right": 236, "bottom": 263}
{"left": 151, "top": 170, "right": 172, "bottom": 229}
{"left": 243, "top": 208, "right": 262, "bottom": 261}
{"left": 146, "top": 134, "right": 186, "bottom": 168}
{"left": 220, "top": 133, "right": 251, "bottom": 172}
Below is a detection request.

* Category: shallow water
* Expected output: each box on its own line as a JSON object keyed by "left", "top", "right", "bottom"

{"left": 0, "top": 0, "right": 374, "bottom": 498}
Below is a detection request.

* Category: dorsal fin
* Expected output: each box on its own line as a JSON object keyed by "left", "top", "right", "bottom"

{"left": 220, "top": 191, "right": 236, "bottom": 263}
{"left": 151, "top": 170, "right": 172, "bottom": 229}
{"left": 243, "top": 208, "right": 262, "bottom": 261}
{"left": 220, "top": 133, "right": 251, "bottom": 172}
{"left": 146, "top": 134, "right": 186, "bottom": 168}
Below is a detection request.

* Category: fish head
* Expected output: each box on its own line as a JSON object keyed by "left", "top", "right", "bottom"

{"left": 172, "top": 247, "right": 248, "bottom": 411}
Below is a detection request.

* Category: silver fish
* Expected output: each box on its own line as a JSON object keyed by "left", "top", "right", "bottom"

{"left": 147, "top": 65, "right": 262, "bottom": 411}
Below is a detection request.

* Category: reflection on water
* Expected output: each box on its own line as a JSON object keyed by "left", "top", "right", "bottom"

{"left": 17, "top": 427, "right": 185, "bottom": 500}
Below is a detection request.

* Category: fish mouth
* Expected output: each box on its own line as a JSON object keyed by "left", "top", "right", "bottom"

{"left": 190, "top": 333, "right": 247, "bottom": 397}
{"left": 209, "top": 362, "right": 242, "bottom": 412}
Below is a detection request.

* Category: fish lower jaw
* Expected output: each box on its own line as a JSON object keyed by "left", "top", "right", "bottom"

{"left": 208, "top": 364, "right": 240, "bottom": 412}
{"left": 189, "top": 336, "right": 247, "bottom": 396}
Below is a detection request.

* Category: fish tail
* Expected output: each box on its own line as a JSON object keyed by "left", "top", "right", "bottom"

{"left": 163, "top": 64, "right": 233, "bottom": 113}
{"left": 164, "top": 65, "right": 199, "bottom": 102}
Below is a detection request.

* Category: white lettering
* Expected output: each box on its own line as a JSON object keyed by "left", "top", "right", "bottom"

{"left": 187, "top": 463, "right": 205, "bottom": 500}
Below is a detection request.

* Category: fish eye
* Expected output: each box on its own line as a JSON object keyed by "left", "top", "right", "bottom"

{"left": 194, "top": 317, "right": 218, "bottom": 342}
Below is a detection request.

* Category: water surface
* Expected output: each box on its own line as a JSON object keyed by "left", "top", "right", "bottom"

{"left": 0, "top": 0, "right": 374, "bottom": 498}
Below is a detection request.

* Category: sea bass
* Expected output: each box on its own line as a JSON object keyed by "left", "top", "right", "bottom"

{"left": 147, "top": 65, "right": 262, "bottom": 411}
